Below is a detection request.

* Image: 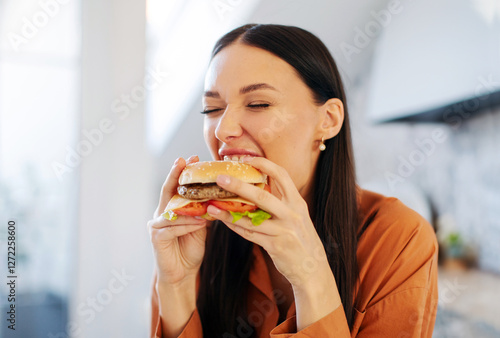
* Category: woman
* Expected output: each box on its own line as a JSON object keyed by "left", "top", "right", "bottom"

{"left": 148, "top": 24, "right": 438, "bottom": 337}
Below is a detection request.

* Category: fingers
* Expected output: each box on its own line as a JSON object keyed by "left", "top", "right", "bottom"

{"left": 242, "top": 157, "right": 300, "bottom": 203}
{"left": 215, "top": 174, "right": 289, "bottom": 219}
{"left": 155, "top": 157, "right": 186, "bottom": 217}
{"left": 153, "top": 224, "right": 207, "bottom": 242}
{"left": 207, "top": 205, "right": 277, "bottom": 235}
{"left": 151, "top": 214, "right": 206, "bottom": 229}
{"left": 148, "top": 215, "right": 207, "bottom": 241}
{"left": 186, "top": 155, "right": 199, "bottom": 165}
{"left": 154, "top": 155, "right": 199, "bottom": 218}
{"left": 207, "top": 205, "right": 272, "bottom": 246}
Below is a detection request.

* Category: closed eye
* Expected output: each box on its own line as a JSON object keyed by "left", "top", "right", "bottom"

{"left": 200, "top": 108, "right": 223, "bottom": 114}
{"left": 201, "top": 103, "right": 271, "bottom": 114}
{"left": 247, "top": 103, "right": 270, "bottom": 109}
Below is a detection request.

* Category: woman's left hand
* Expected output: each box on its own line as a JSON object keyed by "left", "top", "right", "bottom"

{"left": 206, "top": 156, "right": 331, "bottom": 290}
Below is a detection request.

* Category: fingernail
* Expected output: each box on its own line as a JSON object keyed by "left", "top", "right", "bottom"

{"left": 174, "top": 158, "right": 180, "bottom": 166}
{"left": 194, "top": 216, "right": 203, "bottom": 220}
{"left": 217, "top": 175, "right": 230, "bottom": 185}
{"left": 241, "top": 156, "right": 253, "bottom": 162}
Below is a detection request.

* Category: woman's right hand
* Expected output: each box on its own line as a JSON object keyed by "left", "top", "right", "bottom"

{"left": 148, "top": 155, "right": 209, "bottom": 286}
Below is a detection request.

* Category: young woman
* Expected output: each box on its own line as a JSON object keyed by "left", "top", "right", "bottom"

{"left": 148, "top": 24, "right": 438, "bottom": 337}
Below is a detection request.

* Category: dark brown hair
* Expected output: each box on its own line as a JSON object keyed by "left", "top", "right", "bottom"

{"left": 197, "top": 24, "right": 359, "bottom": 337}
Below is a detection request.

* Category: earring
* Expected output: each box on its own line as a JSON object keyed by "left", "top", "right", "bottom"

{"left": 319, "top": 137, "right": 326, "bottom": 151}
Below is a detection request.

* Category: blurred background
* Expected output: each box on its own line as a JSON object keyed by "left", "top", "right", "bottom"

{"left": 1, "top": 0, "right": 499, "bottom": 337}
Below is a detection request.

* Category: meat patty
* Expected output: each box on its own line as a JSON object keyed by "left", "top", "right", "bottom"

{"left": 177, "top": 183, "right": 237, "bottom": 200}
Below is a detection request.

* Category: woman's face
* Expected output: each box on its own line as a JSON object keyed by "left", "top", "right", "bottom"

{"left": 203, "top": 43, "right": 325, "bottom": 200}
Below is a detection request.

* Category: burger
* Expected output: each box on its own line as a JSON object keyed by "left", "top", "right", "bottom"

{"left": 162, "top": 161, "right": 272, "bottom": 226}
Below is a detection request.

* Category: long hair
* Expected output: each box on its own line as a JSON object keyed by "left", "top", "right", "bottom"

{"left": 197, "top": 24, "right": 359, "bottom": 337}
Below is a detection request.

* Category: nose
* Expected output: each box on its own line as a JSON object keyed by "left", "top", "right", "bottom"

{"left": 214, "top": 107, "right": 243, "bottom": 143}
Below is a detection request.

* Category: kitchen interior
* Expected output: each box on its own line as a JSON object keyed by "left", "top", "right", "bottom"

{"left": 0, "top": 0, "right": 499, "bottom": 337}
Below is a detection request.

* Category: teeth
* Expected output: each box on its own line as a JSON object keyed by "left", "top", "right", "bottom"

{"left": 223, "top": 155, "right": 245, "bottom": 162}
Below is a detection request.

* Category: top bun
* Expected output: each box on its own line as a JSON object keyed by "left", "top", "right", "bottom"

{"left": 179, "top": 161, "right": 267, "bottom": 185}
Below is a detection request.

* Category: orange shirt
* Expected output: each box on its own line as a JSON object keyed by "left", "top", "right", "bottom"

{"left": 150, "top": 189, "right": 438, "bottom": 337}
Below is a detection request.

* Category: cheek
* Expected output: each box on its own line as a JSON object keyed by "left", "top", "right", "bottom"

{"left": 250, "top": 110, "right": 295, "bottom": 145}
{"left": 264, "top": 120, "right": 309, "bottom": 149}
{"left": 264, "top": 123, "right": 316, "bottom": 185}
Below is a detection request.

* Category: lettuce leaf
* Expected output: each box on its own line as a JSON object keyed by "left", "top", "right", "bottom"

{"left": 229, "top": 209, "right": 271, "bottom": 226}
{"left": 162, "top": 209, "right": 271, "bottom": 226}
{"left": 162, "top": 210, "right": 178, "bottom": 221}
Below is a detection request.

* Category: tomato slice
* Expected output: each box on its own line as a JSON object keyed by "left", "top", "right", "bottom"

{"left": 175, "top": 184, "right": 270, "bottom": 216}
{"left": 174, "top": 201, "right": 208, "bottom": 216}
{"left": 208, "top": 200, "right": 258, "bottom": 212}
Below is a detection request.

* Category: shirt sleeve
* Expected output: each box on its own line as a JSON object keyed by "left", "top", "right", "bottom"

{"left": 270, "top": 305, "right": 351, "bottom": 337}
{"left": 270, "top": 201, "right": 439, "bottom": 337}
{"left": 150, "top": 272, "right": 203, "bottom": 338}
{"left": 356, "top": 210, "right": 438, "bottom": 337}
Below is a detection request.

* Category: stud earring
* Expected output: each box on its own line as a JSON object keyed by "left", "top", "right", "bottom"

{"left": 319, "top": 137, "right": 326, "bottom": 151}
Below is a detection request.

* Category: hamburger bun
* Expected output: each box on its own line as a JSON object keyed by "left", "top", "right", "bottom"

{"left": 178, "top": 161, "right": 267, "bottom": 185}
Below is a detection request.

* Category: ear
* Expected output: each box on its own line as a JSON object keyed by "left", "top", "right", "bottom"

{"left": 317, "top": 98, "right": 344, "bottom": 139}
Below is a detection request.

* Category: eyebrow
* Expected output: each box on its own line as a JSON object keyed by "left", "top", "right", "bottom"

{"left": 203, "top": 83, "right": 279, "bottom": 98}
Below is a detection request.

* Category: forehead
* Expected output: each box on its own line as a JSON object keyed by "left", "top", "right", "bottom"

{"left": 204, "top": 43, "right": 302, "bottom": 91}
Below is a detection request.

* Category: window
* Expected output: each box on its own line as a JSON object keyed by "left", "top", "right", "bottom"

{"left": 145, "top": 0, "right": 261, "bottom": 154}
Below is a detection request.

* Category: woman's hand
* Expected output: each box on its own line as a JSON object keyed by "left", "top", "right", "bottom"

{"left": 206, "top": 156, "right": 327, "bottom": 286}
{"left": 206, "top": 156, "right": 341, "bottom": 330}
{"left": 148, "top": 155, "right": 209, "bottom": 286}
